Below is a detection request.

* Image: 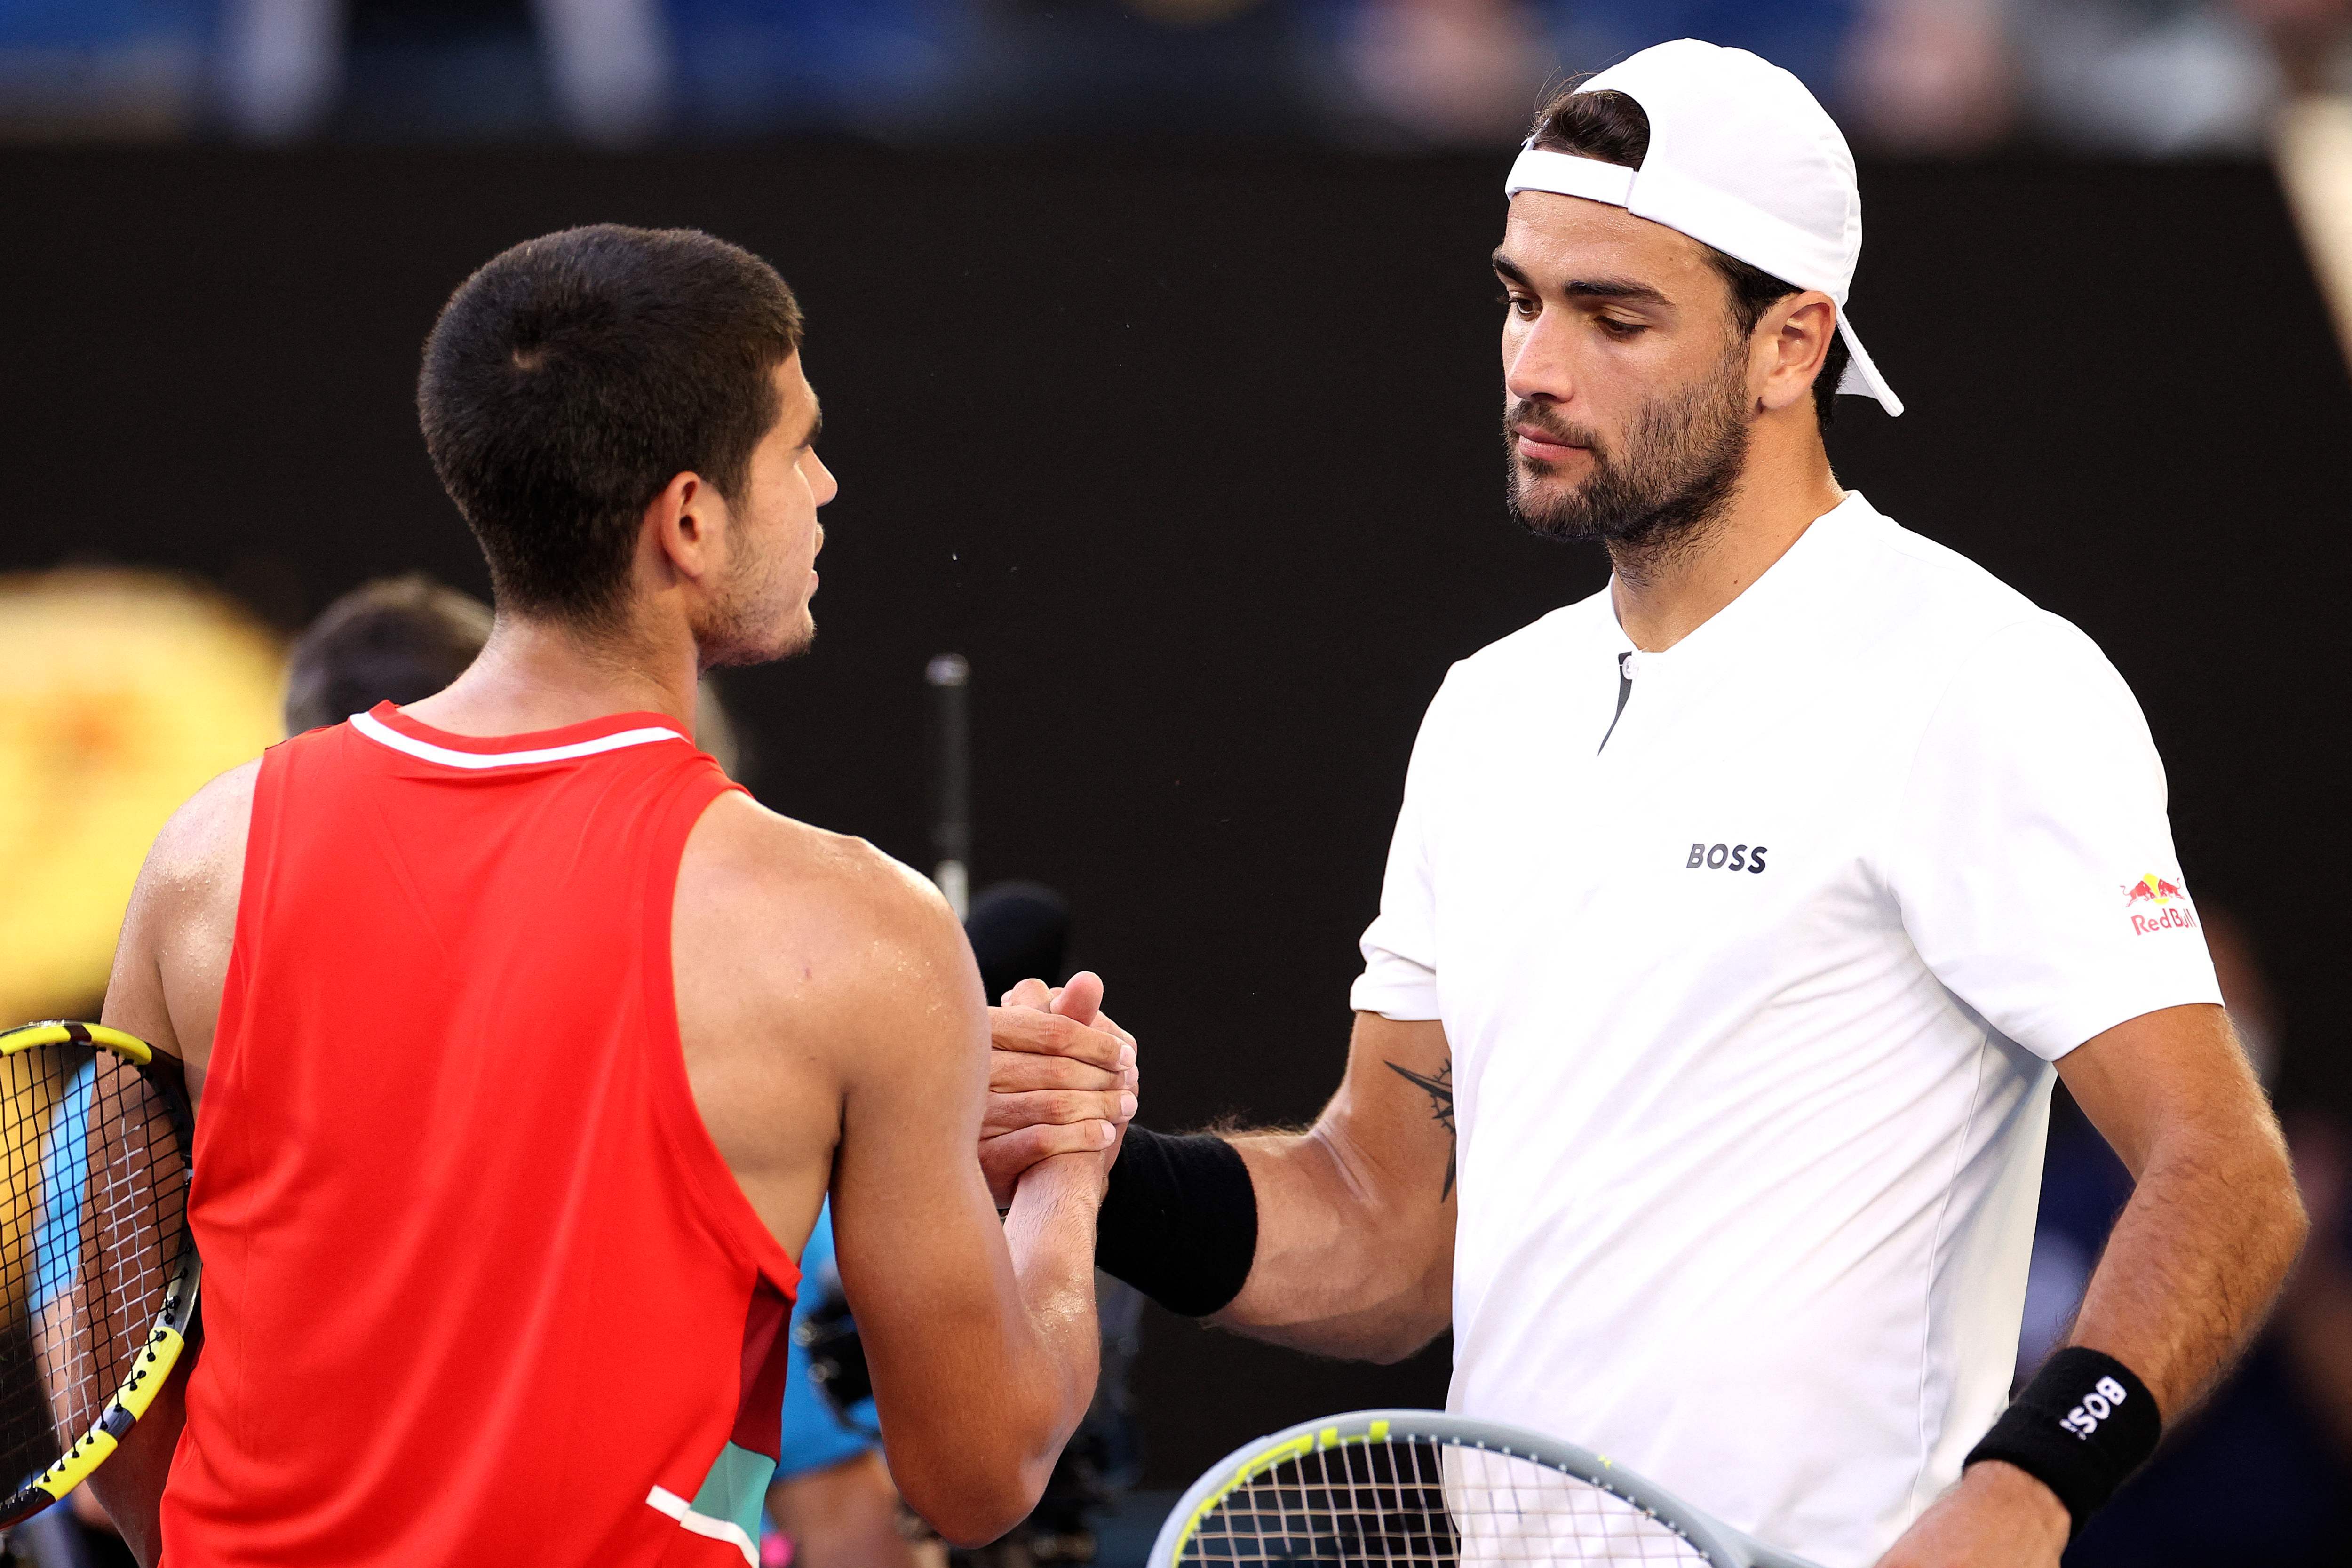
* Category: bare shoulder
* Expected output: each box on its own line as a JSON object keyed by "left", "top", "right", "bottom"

{"left": 685, "top": 792, "right": 964, "bottom": 955}
{"left": 126, "top": 759, "right": 260, "bottom": 948}
{"left": 676, "top": 792, "right": 982, "bottom": 1052}
{"left": 108, "top": 759, "right": 261, "bottom": 1081}
{"left": 671, "top": 792, "right": 982, "bottom": 1253}
{"left": 143, "top": 760, "right": 260, "bottom": 891}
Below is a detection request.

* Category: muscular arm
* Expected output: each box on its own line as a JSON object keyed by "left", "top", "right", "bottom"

{"left": 84, "top": 764, "right": 254, "bottom": 1565}
{"left": 1212, "top": 1012, "right": 1456, "bottom": 1360}
{"left": 825, "top": 877, "right": 1106, "bottom": 1546}
{"left": 1881, "top": 1002, "right": 2308, "bottom": 1566}
{"left": 986, "top": 1003, "right": 1456, "bottom": 1363}
{"left": 2056, "top": 1001, "right": 2306, "bottom": 1417}
{"left": 992, "top": 1006, "right": 1455, "bottom": 1361}
{"left": 678, "top": 799, "right": 1111, "bottom": 1547}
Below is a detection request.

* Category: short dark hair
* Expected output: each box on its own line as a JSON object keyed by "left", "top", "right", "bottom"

{"left": 418, "top": 225, "right": 804, "bottom": 627}
{"left": 283, "top": 574, "right": 492, "bottom": 734}
{"left": 1528, "top": 87, "right": 1849, "bottom": 432}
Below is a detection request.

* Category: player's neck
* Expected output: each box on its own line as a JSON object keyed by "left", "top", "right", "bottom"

{"left": 402, "top": 608, "right": 700, "bottom": 739}
{"left": 1606, "top": 428, "right": 1843, "bottom": 653}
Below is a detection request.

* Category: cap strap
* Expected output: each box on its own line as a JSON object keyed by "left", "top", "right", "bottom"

{"left": 1504, "top": 147, "right": 1635, "bottom": 209}
{"left": 1834, "top": 312, "right": 1906, "bottom": 416}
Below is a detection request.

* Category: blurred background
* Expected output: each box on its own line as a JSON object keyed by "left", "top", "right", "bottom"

{"left": 0, "top": 0, "right": 2350, "bottom": 151}
{"left": 4, "top": 1, "right": 2352, "bottom": 1565}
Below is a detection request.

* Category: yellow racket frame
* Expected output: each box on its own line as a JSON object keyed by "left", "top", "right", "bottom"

{"left": 1168, "top": 1417, "right": 1394, "bottom": 1564}
{"left": 0, "top": 1020, "right": 202, "bottom": 1526}
{"left": 1151, "top": 1409, "right": 1827, "bottom": 1568}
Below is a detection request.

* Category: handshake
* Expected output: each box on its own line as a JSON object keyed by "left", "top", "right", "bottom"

{"left": 978, "top": 971, "right": 1140, "bottom": 1208}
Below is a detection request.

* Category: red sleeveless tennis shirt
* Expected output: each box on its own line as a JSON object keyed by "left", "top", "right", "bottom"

{"left": 163, "top": 703, "right": 801, "bottom": 1567}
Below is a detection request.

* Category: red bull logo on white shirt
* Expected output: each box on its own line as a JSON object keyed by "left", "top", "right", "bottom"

{"left": 2123, "top": 873, "right": 2197, "bottom": 934}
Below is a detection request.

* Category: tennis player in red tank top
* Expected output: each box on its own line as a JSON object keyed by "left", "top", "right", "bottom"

{"left": 88, "top": 226, "right": 1136, "bottom": 1567}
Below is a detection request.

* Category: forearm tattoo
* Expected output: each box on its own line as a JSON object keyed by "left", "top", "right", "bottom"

{"left": 1384, "top": 1058, "right": 1456, "bottom": 1200}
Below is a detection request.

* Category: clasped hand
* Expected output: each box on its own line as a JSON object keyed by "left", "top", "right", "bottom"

{"left": 980, "top": 970, "right": 1140, "bottom": 1207}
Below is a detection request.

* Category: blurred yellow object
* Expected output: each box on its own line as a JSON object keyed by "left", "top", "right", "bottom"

{"left": 0, "top": 572, "right": 284, "bottom": 1024}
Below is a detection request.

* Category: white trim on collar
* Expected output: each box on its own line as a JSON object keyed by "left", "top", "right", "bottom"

{"left": 349, "top": 708, "right": 685, "bottom": 770}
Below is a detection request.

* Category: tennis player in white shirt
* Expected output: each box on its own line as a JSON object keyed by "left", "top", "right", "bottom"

{"left": 978, "top": 40, "right": 2307, "bottom": 1568}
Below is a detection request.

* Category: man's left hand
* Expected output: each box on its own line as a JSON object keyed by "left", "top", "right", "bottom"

{"left": 1873, "top": 1461, "right": 2068, "bottom": 1568}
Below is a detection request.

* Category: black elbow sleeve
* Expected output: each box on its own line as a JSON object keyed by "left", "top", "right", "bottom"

{"left": 1095, "top": 1126, "right": 1258, "bottom": 1318}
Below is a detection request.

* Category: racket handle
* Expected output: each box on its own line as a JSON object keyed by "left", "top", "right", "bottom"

{"left": 926, "top": 654, "right": 971, "bottom": 920}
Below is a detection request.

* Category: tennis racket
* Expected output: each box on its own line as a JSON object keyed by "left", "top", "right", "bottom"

{"left": 0, "top": 1021, "right": 199, "bottom": 1528}
{"left": 1153, "top": 1409, "right": 1824, "bottom": 1568}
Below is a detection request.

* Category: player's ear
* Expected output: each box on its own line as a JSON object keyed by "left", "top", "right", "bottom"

{"left": 644, "top": 469, "right": 724, "bottom": 584}
{"left": 1757, "top": 293, "right": 1836, "bottom": 414}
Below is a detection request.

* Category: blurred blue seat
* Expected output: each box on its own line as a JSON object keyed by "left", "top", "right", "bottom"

{"left": 0, "top": 0, "right": 213, "bottom": 131}
{"left": 1535, "top": 0, "right": 1860, "bottom": 106}
{"left": 0, "top": 0, "right": 207, "bottom": 48}
{"left": 665, "top": 0, "right": 977, "bottom": 135}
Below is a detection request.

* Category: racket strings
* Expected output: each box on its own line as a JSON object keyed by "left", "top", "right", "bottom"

{"left": 1183, "top": 1435, "right": 1713, "bottom": 1566}
{"left": 0, "top": 1043, "right": 191, "bottom": 1491}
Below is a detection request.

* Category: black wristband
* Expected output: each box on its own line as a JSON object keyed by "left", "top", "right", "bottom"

{"left": 1965, "top": 1347, "right": 2161, "bottom": 1535}
{"left": 1095, "top": 1126, "right": 1258, "bottom": 1318}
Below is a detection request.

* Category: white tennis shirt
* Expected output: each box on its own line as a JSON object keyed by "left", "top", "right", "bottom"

{"left": 1351, "top": 494, "right": 2220, "bottom": 1568}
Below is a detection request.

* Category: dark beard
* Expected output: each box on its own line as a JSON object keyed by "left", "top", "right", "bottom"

{"left": 1503, "top": 354, "right": 1751, "bottom": 559}
{"left": 697, "top": 527, "right": 814, "bottom": 669}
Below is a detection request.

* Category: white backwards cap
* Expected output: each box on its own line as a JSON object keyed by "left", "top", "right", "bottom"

{"left": 1504, "top": 39, "right": 1902, "bottom": 416}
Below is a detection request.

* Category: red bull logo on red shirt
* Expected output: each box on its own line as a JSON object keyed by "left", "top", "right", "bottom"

{"left": 2122, "top": 874, "right": 2196, "bottom": 934}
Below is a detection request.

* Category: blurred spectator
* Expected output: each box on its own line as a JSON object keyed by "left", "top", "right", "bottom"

{"left": 1538, "top": 0, "right": 1859, "bottom": 107}
{"left": 2020, "top": 907, "right": 2352, "bottom": 1565}
{"left": 19, "top": 0, "right": 2352, "bottom": 151}
{"left": 971, "top": 0, "right": 1312, "bottom": 138}
{"left": 2005, "top": 0, "right": 2284, "bottom": 153}
{"left": 0, "top": 0, "right": 210, "bottom": 137}
{"left": 1319, "top": 0, "right": 1870, "bottom": 150}
{"left": 281, "top": 573, "right": 749, "bottom": 772}
{"left": 539, "top": 0, "right": 671, "bottom": 141}
{"left": 281, "top": 573, "right": 489, "bottom": 734}
{"left": 1329, "top": 0, "right": 1552, "bottom": 146}
{"left": 1841, "top": 0, "right": 2015, "bottom": 152}
{"left": 217, "top": 0, "right": 341, "bottom": 138}
{"left": 2236, "top": 0, "right": 2352, "bottom": 91}
{"left": 220, "top": 0, "right": 671, "bottom": 142}
{"left": 1841, "top": 0, "right": 2352, "bottom": 153}
{"left": 667, "top": 0, "right": 971, "bottom": 137}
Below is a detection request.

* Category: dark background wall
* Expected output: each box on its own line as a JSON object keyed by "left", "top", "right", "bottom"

{"left": 4, "top": 145, "right": 2347, "bottom": 1483}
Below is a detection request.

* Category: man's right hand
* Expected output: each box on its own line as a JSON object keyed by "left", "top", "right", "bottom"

{"left": 983, "top": 971, "right": 1138, "bottom": 1207}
